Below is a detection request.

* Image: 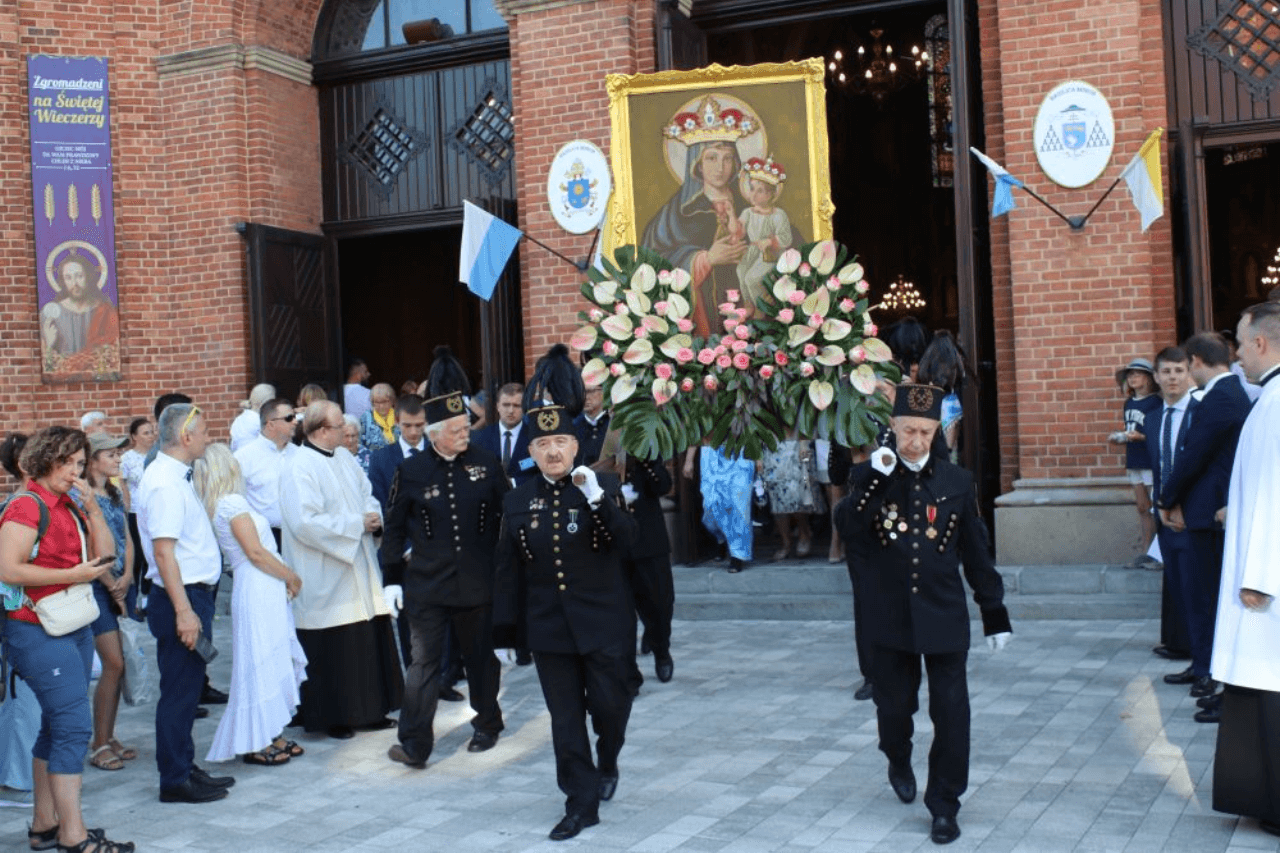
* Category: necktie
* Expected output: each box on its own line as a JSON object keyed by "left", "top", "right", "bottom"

{"left": 1160, "top": 406, "right": 1174, "bottom": 501}
{"left": 502, "top": 431, "right": 512, "bottom": 468}
{"left": 409, "top": 446, "right": 420, "bottom": 456}
{"left": 184, "top": 468, "right": 193, "bottom": 482}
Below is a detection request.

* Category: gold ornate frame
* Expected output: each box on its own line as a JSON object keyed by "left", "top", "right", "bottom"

{"left": 604, "top": 58, "right": 834, "bottom": 256}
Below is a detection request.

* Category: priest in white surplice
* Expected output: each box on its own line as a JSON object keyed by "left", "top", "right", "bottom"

{"left": 281, "top": 400, "right": 404, "bottom": 740}
{"left": 1211, "top": 301, "right": 1280, "bottom": 836}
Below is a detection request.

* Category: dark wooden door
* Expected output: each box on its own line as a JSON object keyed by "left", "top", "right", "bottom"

{"left": 658, "top": 0, "right": 708, "bottom": 72}
{"left": 241, "top": 223, "right": 342, "bottom": 401}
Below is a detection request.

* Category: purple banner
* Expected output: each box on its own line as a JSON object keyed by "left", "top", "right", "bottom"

{"left": 29, "top": 55, "right": 121, "bottom": 382}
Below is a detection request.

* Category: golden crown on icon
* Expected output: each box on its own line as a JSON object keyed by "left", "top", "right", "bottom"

{"left": 664, "top": 96, "right": 758, "bottom": 146}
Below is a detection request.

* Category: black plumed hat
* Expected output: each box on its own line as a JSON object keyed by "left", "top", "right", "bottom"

{"left": 891, "top": 383, "right": 944, "bottom": 421}
{"left": 424, "top": 345, "right": 471, "bottom": 425}
{"left": 523, "top": 343, "right": 584, "bottom": 418}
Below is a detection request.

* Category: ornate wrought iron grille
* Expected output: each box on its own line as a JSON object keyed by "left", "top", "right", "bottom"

{"left": 449, "top": 87, "right": 515, "bottom": 184}
{"left": 1188, "top": 0, "right": 1280, "bottom": 100}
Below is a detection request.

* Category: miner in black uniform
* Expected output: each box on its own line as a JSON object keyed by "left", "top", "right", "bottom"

{"left": 381, "top": 348, "right": 508, "bottom": 768}
{"left": 573, "top": 386, "right": 611, "bottom": 466}
{"left": 835, "top": 384, "right": 1012, "bottom": 846}
{"left": 493, "top": 345, "right": 639, "bottom": 841}
{"left": 620, "top": 454, "right": 675, "bottom": 683}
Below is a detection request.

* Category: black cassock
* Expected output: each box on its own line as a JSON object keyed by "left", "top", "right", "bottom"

{"left": 836, "top": 455, "right": 1010, "bottom": 820}
{"left": 493, "top": 473, "right": 638, "bottom": 820}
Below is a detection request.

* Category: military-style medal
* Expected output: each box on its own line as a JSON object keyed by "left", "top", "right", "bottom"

{"left": 567, "top": 509, "right": 580, "bottom": 534}
{"left": 530, "top": 517, "right": 539, "bottom": 529}
{"left": 925, "top": 505, "right": 938, "bottom": 539}
{"left": 897, "top": 521, "right": 908, "bottom": 533}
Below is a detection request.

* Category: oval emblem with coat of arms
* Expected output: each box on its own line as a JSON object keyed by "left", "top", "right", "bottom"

{"left": 546, "top": 140, "right": 611, "bottom": 235}
{"left": 1032, "top": 80, "right": 1114, "bottom": 189}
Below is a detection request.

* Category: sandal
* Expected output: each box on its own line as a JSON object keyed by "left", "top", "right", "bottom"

{"left": 88, "top": 745, "right": 125, "bottom": 771}
{"left": 56, "top": 832, "right": 134, "bottom": 853}
{"left": 272, "top": 737, "right": 305, "bottom": 757}
{"left": 243, "top": 745, "right": 291, "bottom": 766}
{"left": 106, "top": 738, "right": 137, "bottom": 761}
{"left": 28, "top": 824, "right": 58, "bottom": 851}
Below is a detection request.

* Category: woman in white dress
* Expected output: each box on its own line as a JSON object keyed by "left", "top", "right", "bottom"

{"left": 191, "top": 443, "right": 307, "bottom": 766}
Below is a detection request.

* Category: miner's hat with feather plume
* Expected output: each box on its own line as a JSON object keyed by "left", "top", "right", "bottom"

{"left": 524, "top": 343, "right": 583, "bottom": 440}
{"left": 424, "top": 345, "right": 471, "bottom": 425}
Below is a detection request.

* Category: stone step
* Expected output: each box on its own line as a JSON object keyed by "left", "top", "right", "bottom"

{"left": 671, "top": 562, "right": 1162, "bottom": 621}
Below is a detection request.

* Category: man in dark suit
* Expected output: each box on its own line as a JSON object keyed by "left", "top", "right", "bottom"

{"left": 380, "top": 387, "right": 509, "bottom": 768}
{"left": 368, "top": 394, "right": 427, "bottom": 508}
{"left": 835, "top": 384, "right": 1010, "bottom": 846}
{"left": 493, "top": 402, "right": 638, "bottom": 842}
{"left": 1146, "top": 346, "right": 1197, "bottom": 682}
{"left": 620, "top": 455, "right": 675, "bottom": 683}
{"left": 573, "top": 387, "right": 610, "bottom": 466}
{"left": 1155, "top": 333, "right": 1251, "bottom": 718}
{"left": 474, "top": 382, "right": 535, "bottom": 487}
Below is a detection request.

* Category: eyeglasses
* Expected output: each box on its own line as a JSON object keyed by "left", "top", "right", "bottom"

{"left": 269, "top": 413, "right": 297, "bottom": 423}
{"left": 180, "top": 406, "right": 202, "bottom": 436}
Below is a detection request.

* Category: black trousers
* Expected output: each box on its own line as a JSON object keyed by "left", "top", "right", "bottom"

{"left": 533, "top": 643, "right": 634, "bottom": 818}
{"left": 1185, "top": 529, "right": 1224, "bottom": 677}
{"left": 1214, "top": 685, "right": 1280, "bottom": 823}
{"left": 625, "top": 554, "right": 674, "bottom": 655}
{"left": 1158, "top": 527, "right": 1193, "bottom": 656}
{"left": 872, "top": 645, "right": 970, "bottom": 819}
{"left": 845, "top": 556, "right": 874, "bottom": 682}
{"left": 398, "top": 602, "right": 503, "bottom": 763}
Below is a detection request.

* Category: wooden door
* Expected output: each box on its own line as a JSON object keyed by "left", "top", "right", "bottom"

{"left": 241, "top": 223, "right": 342, "bottom": 401}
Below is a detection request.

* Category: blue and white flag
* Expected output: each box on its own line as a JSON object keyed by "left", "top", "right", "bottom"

{"left": 460, "top": 200, "right": 522, "bottom": 301}
{"left": 969, "top": 147, "right": 1024, "bottom": 218}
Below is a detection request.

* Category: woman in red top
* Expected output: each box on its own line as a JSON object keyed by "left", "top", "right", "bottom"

{"left": 0, "top": 426, "right": 134, "bottom": 853}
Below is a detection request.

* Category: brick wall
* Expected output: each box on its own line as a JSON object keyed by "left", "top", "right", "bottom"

{"left": 510, "top": 0, "right": 656, "bottom": 374}
{"left": 980, "top": 0, "right": 1176, "bottom": 486}
{"left": 0, "top": 0, "right": 322, "bottom": 492}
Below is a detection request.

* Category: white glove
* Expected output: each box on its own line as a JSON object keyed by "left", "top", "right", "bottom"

{"left": 571, "top": 465, "right": 604, "bottom": 506}
{"left": 620, "top": 484, "right": 639, "bottom": 505}
{"left": 871, "top": 447, "right": 897, "bottom": 476}
{"left": 987, "top": 632, "right": 1011, "bottom": 652}
{"left": 497, "top": 648, "right": 516, "bottom": 663}
{"left": 382, "top": 584, "right": 403, "bottom": 620}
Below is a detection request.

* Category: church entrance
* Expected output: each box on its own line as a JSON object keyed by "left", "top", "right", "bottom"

{"left": 1204, "top": 140, "right": 1280, "bottom": 329}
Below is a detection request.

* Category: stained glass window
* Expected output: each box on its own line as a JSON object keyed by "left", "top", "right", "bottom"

{"left": 924, "top": 14, "right": 953, "bottom": 189}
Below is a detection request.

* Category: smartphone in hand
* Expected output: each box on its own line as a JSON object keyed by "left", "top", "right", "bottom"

{"left": 193, "top": 631, "right": 219, "bottom": 664}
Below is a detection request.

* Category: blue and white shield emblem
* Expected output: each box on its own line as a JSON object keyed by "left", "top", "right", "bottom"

{"left": 566, "top": 178, "right": 591, "bottom": 209}
{"left": 1062, "top": 121, "right": 1087, "bottom": 151}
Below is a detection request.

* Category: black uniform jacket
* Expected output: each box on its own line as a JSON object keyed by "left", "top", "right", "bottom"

{"left": 624, "top": 457, "right": 672, "bottom": 561}
{"left": 836, "top": 456, "right": 1010, "bottom": 655}
{"left": 379, "top": 444, "right": 509, "bottom": 615}
{"left": 493, "top": 473, "right": 638, "bottom": 655}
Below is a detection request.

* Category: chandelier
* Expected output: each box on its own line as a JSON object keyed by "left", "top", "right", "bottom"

{"left": 1264, "top": 243, "right": 1280, "bottom": 293}
{"left": 827, "top": 29, "right": 927, "bottom": 106}
{"left": 880, "top": 274, "right": 927, "bottom": 312}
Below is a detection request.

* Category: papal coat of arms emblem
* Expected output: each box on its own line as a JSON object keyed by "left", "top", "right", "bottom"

{"left": 546, "top": 139, "right": 612, "bottom": 234}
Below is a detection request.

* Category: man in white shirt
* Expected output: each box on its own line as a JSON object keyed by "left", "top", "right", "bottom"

{"left": 229, "top": 383, "right": 276, "bottom": 451}
{"left": 343, "top": 358, "right": 372, "bottom": 420}
{"left": 282, "top": 400, "right": 404, "bottom": 739}
{"left": 234, "top": 397, "right": 298, "bottom": 549}
{"left": 136, "top": 402, "right": 235, "bottom": 804}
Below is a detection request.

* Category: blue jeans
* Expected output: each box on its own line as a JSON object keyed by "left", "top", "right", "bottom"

{"left": 146, "top": 584, "right": 214, "bottom": 788}
{"left": 1, "top": 619, "right": 93, "bottom": 775}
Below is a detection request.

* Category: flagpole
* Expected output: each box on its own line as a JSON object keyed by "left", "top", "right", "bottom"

{"left": 521, "top": 230, "right": 600, "bottom": 273}
{"left": 1073, "top": 175, "right": 1124, "bottom": 229}
{"left": 1018, "top": 186, "right": 1077, "bottom": 228}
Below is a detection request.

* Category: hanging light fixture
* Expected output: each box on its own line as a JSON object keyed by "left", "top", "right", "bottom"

{"left": 879, "top": 274, "right": 927, "bottom": 313}
{"left": 1263, "top": 243, "right": 1280, "bottom": 293}
{"left": 828, "top": 29, "right": 927, "bottom": 106}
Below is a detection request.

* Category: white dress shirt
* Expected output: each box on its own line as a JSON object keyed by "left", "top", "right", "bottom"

{"left": 136, "top": 451, "right": 222, "bottom": 587}
{"left": 398, "top": 436, "right": 425, "bottom": 458}
{"left": 344, "top": 383, "right": 372, "bottom": 421}
{"left": 229, "top": 408, "right": 261, "bottom": 452}
{"left": 235, "top": 434, "right": 297, "bottom": 529}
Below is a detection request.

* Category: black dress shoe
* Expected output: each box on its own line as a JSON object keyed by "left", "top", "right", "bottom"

{"left": 549, "top": 812, "right": 599, "bottom": 841}
{"left": 1197, "top": 692, "right": 1223, "bottom": 710}
{"left": 194, "top": 706, "right": 210, "bottom": 719}
{"left": 515, "top": 651, "right": 533, "bottom": 666}
{"left": 888, "top": 761, "right": 916, "bottom": 803}
{"left": 159, "top": 778, "right": 228, "bottom": 803}
{"left": 854, "top": 681, "right": 874, "bottom": 701}
{"left": 1153, "top": 645, "right": 1191, "bottom": 660}
{"left": 439, "top": 686, "right": 465, "bottom": 702}
{"left": 327, "top": 725, "right": 355, "bottom": 740}
{"left": 467, "top": 731, "right": 499, "bottom": 753}
{"left": 598, "top": 770, "right": 618, "bottom": 801}
{"left": 1261, "top": 820, "right": 1280, "bottom": 837}
{"left": 1163, "top": 666, "right": 1196, "bottom": 685}
{"left": 654, "top": 653, "right": 674, "bottom": 683}
{"left": 357, "top": 717, "right": 397, "bottom": 731}
{"left": 931, "top": 815, "right": 961, "bottom": 845}
{"left": 1194, "top": 705, "right": 1221, "bottom": 724}
{"left": 190, "top": 765, "right": 235, "bottom": 789}
{"left": 201, "top": 685, "right": 229, "bottom": 705}
{"left": 1189, "top": 676, "right": 1218, "bottom": 698}
{"left": 387, "top": 744, "right": 426, "bottom": 768}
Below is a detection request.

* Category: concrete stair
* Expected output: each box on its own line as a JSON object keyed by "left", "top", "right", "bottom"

{"left": 672, "top": 561, "right": 1162, "bottom": 621}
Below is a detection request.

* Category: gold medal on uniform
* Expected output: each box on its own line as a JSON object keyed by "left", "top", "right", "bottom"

{"left": 567, "top": 509, "right": 579, "bottom": 534}
{"left": 883, "top": 519, "right": 893, "bottom": 530}
{"left": 925, "top": 505, "right": 938, "bottom": 539}
{"left": 530, "top": 517, "right": 539, "bottom": 529}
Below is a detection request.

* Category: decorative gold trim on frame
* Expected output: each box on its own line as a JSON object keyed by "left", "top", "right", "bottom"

{"left": 604, "top": 59, "right": 833, "bottom": 256}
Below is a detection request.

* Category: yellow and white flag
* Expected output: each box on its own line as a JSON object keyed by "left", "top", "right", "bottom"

{"left": 1120, "top": 128, "right": 1164, "bottom": 232}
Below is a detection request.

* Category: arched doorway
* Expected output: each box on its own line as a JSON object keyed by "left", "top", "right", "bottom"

{"left": 311, "top": 0, "right": 523, "bottom": 398}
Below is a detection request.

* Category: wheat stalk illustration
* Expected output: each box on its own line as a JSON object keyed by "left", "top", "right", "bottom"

{"left": 43, "top": 184, "right": 54, "bottom": 225}
{"left": 91, "top": 184, "right": 102, "bottom": 226}
{"left": 67, "top": 185, "right": 79, "bottom": 225}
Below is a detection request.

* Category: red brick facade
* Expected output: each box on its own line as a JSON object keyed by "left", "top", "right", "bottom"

{"left": 0, "top": 0, "right": 1177, "bottom": 521}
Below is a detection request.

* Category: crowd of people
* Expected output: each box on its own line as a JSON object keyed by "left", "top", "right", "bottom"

{"left": 1, "top": 303, "right": 1278, "bottom": 848}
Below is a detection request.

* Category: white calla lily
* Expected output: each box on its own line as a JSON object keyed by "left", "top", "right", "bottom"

{"left": 809, "top": 240, "right": 838, "bottom": 275}
{"left": 777, "top": 248, "right": 801, "bottom": 274}
{"left": 837, "top": 262, "right": 864, "bottom": 284}
{"left": 593, "top": 279, "right": 618, "bottom": 303}
{"left": 622, "top": 338, "right": 654, "bottom": 364}
{"left": 821, "top": 318, "right": 852, "bottom": 341}
{"left": 808, "top": 380, "right": 834, "bottom": 410}
{"left": 631, "top": 263, "right": 657, "bottom": 292}
{"left": 611, "top": 375, "right": 638, "bottom": 405}
{"left": 787, "top": 324, "right": 817, "bottom": 346}
{"left": 801, "top": 287, "right": 830, "bottom": 318}
{"left": 582, "top": 358, "right": 609, "bottom": 387}
{"left": 601, "top": 313, "right": 634, "bottom": 340}
{"left": 862, "top": 337, "right": 893, "bottom": 362}
{"left": 850, "top": 364, "right": 878, "bottom": 394}
{"left": 569, "top": 325, "right": 597, "bottom": 351}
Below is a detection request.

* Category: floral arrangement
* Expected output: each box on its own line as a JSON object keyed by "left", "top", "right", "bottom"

{"left": 571, "top": 240, "right": 898, "bottom": 461}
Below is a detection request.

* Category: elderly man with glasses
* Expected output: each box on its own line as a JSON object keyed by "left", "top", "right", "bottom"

{"left": 234, "top": 397, "right": 299, "bottom": 551}
{"left": 280, "top": 400, "right": 404, "bottom": 739}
